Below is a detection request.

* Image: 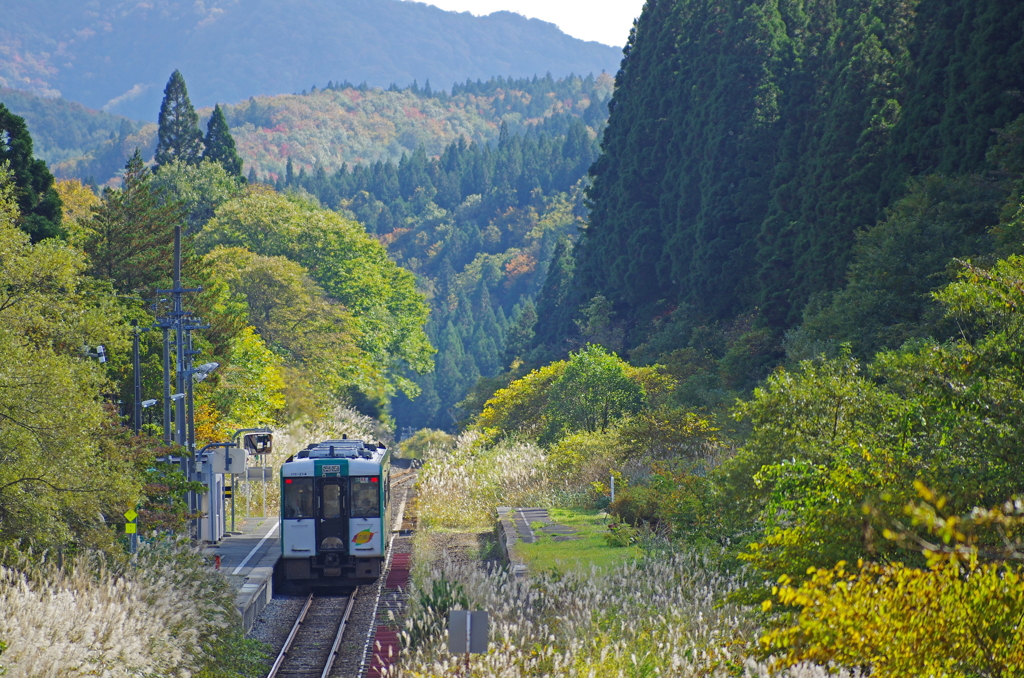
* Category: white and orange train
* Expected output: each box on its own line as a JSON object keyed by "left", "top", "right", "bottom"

{"left": 278, "top": 438, "right": 391, "bottom": 586}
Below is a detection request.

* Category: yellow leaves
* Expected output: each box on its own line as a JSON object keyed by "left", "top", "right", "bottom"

{"left": 912, "top": 479, "right": 942, "bottom": 507}
{"left": 54, "top": 179, "right": 101, "bottom": 247}
{"left": 763, "top": 487, "right": 1024, "bottom": 676}
{"left": 762, "top": 556, "right": 1024, "bottom": 677}
{"left": 194, "top": 395, "right": 229, "bottom": 444}
{"left": 206, "top": 325, "right": 286, "bottom": 436}
{"left": 476, "top": 359, "right": 567, "bottom": 441}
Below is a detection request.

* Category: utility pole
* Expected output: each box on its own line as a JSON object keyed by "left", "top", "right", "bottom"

{"left": 154, "top": 222, "right": 206, "bottom": 540}
{"left": 132, "top": 320, "right": 142, "bottom": 434}
{"left": 174, "top": 222, "right": 186, "bottom": 452}
{"left": 162, "top": 324, "right": 171, "bottom": 443}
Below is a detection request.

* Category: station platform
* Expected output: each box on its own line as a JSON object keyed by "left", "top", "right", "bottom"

{"left": 205, "top": 517, "right": 280, "bottom": 631}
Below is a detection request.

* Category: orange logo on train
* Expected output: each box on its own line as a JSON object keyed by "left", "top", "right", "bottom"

{"left": 353, "top": 529, "right": 376, "bottom": 545}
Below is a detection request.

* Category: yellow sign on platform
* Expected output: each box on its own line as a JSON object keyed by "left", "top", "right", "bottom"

{"left": 124, "top": 509, "right": 138, "bottom": 521}
{"left": 125, "top": 523, "right": 137, "bottom": 534}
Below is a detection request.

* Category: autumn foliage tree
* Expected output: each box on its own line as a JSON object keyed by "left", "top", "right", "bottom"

{"left": 764, "top": 486, "right": 1024, "bottom": 677}
{"left": 0, "top": 164, "right": 153, "bottom": 549}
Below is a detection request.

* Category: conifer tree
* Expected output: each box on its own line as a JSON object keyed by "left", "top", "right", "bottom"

{"left": 0, "top": 104, "right": 62, "bottom": 241}
{"left": 504, "top": 300, "right": 538, "bottom": 366}
{"left": 86, "top": 150, "right": 183, "bottom": 294}
{"left": 155, "top": 70, "right": 204, "bottom": 168}
{"left": 530, "top": 240, "right": 578, "bottom": 360}
{"left": 203, "top": 104, "right": 244, "bottom": 177}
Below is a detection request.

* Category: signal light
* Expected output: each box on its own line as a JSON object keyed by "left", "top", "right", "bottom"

{"left": 285, "top": 479, "right": 293, "bottom": 484}
{"left": 371, "top": 477, "right": 379, "bottom": 483}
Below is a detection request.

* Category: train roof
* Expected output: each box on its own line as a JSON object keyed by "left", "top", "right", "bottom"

{"left": 286, "top": 438, "right": 388, "bottom": 463}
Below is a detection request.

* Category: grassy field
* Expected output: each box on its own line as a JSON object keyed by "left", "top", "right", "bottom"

{"left": 515, "top": 508, "right": 642, "bottom": 574}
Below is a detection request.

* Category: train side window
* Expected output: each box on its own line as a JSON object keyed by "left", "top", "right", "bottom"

{"left": 323, "top": 483, "right": 342, "bottom": 519}
{"left": 351, "top": 477, "right": 381, "bottom": 517}
{"left": 283, "top": 478, "right": 314, "bottom": 518}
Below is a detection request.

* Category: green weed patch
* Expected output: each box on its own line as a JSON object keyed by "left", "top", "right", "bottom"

{"left": 515, "top": 508, "right": 641, "bottom": 574}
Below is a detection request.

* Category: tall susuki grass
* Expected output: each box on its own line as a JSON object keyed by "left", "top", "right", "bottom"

{"left": 397, "top": 553, "right": 862, "bottom": 677}
{"left": 415, "top": 433, "right": 554, "bottom": 530}
{"left": 403, "top": 434, "right": 853, "bottom": 677}
{"left": 0, "top": 539, "right": 264, "bottom": 677}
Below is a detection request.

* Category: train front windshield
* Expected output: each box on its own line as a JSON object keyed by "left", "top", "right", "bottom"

{"left": 351, "top": 477, "right": 381, "bottom": 517}
{"left": 283, "top": 478, "right": 314, "bottom": 518}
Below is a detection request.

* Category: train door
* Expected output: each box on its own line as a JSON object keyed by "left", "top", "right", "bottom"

{"left": 316, "top": 478, "right": 348, "bottom": 553}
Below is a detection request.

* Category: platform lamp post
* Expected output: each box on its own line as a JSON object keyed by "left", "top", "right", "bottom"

{"left": 82, "top": 344, "right": 107, "bottom": 363}
{"left": 140, "top": 399, "right": 158, "bottom": 430}
{"left": 186, "top": 361, "right": 219, "bottom": 539}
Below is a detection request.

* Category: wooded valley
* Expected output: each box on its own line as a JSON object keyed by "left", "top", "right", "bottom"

{"left": 2, "top": 0, "right": 1024, "bottom": 674}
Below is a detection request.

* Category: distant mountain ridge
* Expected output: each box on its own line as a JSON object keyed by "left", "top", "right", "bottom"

{"left": 0, "top": 73, "right": 611, "bottom": 186}
{"left": 0, "top": 0, "right": 622, "bottom": 121}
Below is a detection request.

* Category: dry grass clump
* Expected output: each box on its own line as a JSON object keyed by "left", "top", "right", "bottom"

{"left": 0, "top": 540, "right": 238, "bottom": 677}
{"left": 396, "top": 553, "right": 862, "bottom": 678}
{"left": 416, "top": 433, "right": 554, "bottom": 530}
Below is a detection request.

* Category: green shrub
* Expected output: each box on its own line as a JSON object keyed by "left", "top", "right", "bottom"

{"left": 399, "top": 428, "right": 455, "bottom": 460}
{"left": 604, "top": 522, "right": 639, "bottom": 547}
{"left": 608, "top": 487, "right": 663, "bottom": 526}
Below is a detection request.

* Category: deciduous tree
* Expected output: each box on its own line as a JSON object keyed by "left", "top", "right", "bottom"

{"left": 0, "top": 165, "right": 148, "bottom": 548}
{"left": 203, "top": 246, "right": 367, "bottom": 405}
{"left": 151, "top": 158, "right": 243, "bottom": 234}
{"left": 543, "top": 344, "right": 646, "bottom": 443}
{"left": 197, "top": 188, "right": 434, "bottom": 400}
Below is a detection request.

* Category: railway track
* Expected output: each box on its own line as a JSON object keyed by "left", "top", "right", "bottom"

{"left": 267, "top": 591, "right": 358, "bottom": 678}
{"left": 357, "top": 465, "right": 417, "bottom": 678}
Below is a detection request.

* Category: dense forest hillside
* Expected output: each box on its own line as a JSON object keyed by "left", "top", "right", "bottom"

{"left": 276, "top": 74, "right": 611, "bottom": 428}
{"left": 0, "top": 0, "right": 621, "bottom": 120}
{"left": 224, "top": 73, "right": 613, "bottom": 180}
{"left": 532, "top": 0, "right": 1024, "bottom": 401}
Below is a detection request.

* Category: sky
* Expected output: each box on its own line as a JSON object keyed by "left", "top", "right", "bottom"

{"left": 411, "top": 0, "right": 647, "bottom": 47}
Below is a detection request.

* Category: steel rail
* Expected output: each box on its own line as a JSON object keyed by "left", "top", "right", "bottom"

{"left": 320, "top": 589, "right": 359, "bottom": 678}
{"left": 267, "top": 593, "right": 314, "bottom": 678}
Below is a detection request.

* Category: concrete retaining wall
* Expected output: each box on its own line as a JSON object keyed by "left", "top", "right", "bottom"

{"left": 237, "top": 566, "right": 274, "bottom": 632}
{"left": 495, "top": 507, "right": 528, "bottom": 577}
